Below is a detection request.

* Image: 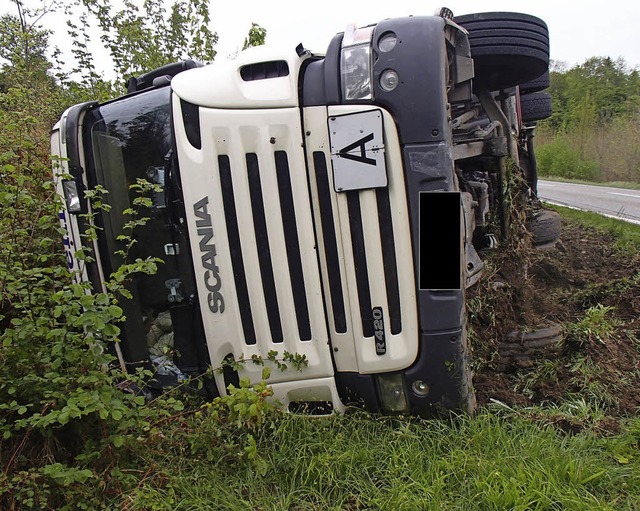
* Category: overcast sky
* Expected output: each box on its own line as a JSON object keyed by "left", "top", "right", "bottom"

{"left": 211, "top": 0, "right": 640, "bottom": 69}
{"left": 4, "top": 0, "right": 640, "bottom": 74}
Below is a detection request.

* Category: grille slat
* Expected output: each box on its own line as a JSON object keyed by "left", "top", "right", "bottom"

{"left": 246, "top": 153, "right": 284, "bottom": 344}
{"left": 274, "top": 151, "right": 312, "bottom": 341}
{"left": 313, "top": 152, "right": 347, "bottom": 333}
{"left": 218, "top": 155, "right": 257, "bottom": 345}
{"left": 376, "top": 188, "right": 402, "bottom": 334}
{"left": 346, "top": 192, "right": 374, "bottom": 338}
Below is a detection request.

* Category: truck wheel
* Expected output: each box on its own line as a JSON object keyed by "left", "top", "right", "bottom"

{"left": 498, "top": 323, "right": 563, "bottom": 371}
{"left": 520, "top": 70, "right": 550, "bottom": 94}
{"left": 527, "top": 209, "right": 561, "bottom": 246}
{"left": 454, "top": 12, "right": 549, "bottom": 91}
{"left": 520, "top": 92, "right": 553, "bottom": 122}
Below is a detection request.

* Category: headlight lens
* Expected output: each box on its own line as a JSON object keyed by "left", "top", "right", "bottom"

{"left": 341, "top": 44, "right": 372, "bottom": 100}
{"left": 62, "top": 179, "right": 81, "bottom": 213}
{"left": 376, "top": 373, "right": 409, "bottom": 412}
{"left": 341, "top": 25, "right": 375, "bottom": 101}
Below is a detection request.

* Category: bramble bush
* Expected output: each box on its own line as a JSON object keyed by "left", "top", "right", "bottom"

{"left": 0, "top": 160, "right": 291, "bottom": 507}
{"left": 0, "top": 4, "right": 281, "bottom": 507}
{"left": 0, "top": 150, "right": 180, "bottom": 508}
{"left": 0, "top": 73, "right": 191, "bottom": 506}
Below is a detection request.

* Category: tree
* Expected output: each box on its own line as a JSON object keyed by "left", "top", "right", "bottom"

{"left": 0, "top": 1, "right": 51, "bottom": 72}
{"left": 539, "top": 57, "right": 640, "bottom": 182}
{"left": 67, "top": 0, "right": 218, "bottom": 83}
{"left": 547, "top": 56, "right": 640, "bottom": 132}
{"left": 0, "top": 0, "right": 54, "bottom": 94}
{"left": 0, "top": 1, "right": 67, "bottom": 168}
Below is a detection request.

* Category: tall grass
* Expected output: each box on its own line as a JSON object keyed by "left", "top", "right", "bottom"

{"left": 536, "top": 116, "right": 640, "bottom": 183}
{"left": 124, "top": 411, "right": 640, "bottom": 510}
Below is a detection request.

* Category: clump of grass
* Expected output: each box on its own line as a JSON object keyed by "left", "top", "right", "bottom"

{"left": 513, "top": 358, "right": 562, "bottom": 399}
{"left": 564, "top": 273, "right": 640, "bottom": 309}
{"left": 565, "top": 304, "right": 619, "bottom": 349}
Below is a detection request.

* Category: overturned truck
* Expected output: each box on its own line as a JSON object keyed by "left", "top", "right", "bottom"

{"left": 51, "top": 10, "right": 556, "bottom": 414}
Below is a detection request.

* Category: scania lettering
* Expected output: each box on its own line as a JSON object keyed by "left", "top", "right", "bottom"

{"left": 51, "top": 9, "right": 556, "bottom": 414}
{"left": 193, "top": 196, "right": 225, "bottom": 313}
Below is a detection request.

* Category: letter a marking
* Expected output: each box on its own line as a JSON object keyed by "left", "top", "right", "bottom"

{"left": 338, "top": 133, "right": 376, "bottom": 166}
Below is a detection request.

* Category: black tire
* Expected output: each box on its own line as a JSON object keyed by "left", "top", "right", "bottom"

{"left": 520, "top": 92, "right": 553, "bottom": 122}
{"left": 527, "top": 209, "right": 561, "bottom": 245}
{"left": 520, "top": 70, "right": 550, "bottom": 93}
{"left": 499, "top": 323, "right": 563, "bottom": 370}
{"left": 454, "top": 12, "right": 549, "bottom": 91}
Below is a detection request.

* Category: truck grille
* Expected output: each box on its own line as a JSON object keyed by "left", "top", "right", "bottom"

{"left": 313, "top": 151, "right": 402, "bottom": 339}
{"left": 217, "top": 151, "right": 312, "bottom": 346}
{"left": 176, "top": 103, "right": 417, "bottom": 379}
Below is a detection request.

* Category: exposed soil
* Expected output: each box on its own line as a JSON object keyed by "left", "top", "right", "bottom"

{"left": 469, "top": 213, "right": 640, "bottom": 418}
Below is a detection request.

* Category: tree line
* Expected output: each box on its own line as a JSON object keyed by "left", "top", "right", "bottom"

{"left": 537, "top": 57, "right": 640, "bottom": 183}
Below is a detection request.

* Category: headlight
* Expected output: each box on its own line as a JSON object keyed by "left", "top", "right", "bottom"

{"left": 62, "top": 179, "right": 82, "bottom": 213}
{"left": 341, "top": 25, "right": 375, "bottom": 101}
{"left": 376, "top": 373, "right": 409, "bottom": 413}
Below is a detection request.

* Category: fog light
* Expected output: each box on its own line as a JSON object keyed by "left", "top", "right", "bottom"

{"left": 378, "top": 32, "right": 397, "bottom": 53}
{"left": 412, "top": 380, "right": 430, "bottom": 397}
{"left": 380, "top": 69, "right": 399, "bottom": 92}
{"left": 62, "top": 179, "right": 81, "bottom": 213}
{"left": 376, "top": 374, "right": 409, "bottom": 412}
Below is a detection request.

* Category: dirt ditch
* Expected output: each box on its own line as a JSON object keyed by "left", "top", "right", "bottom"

{"left": 469, "top": 214, "right": 640, "bottom": 417}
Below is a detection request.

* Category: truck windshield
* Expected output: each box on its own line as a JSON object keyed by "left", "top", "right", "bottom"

{"left": 82, "top": 87, "right": 201, "bottom": 378}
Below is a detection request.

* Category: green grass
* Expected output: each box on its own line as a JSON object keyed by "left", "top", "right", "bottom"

{"left": 540, "top": 177, "right": 640, "bottom": 190}
{"left": 122, "top": 411, "right": 640, "bottom": 510}
{"left": 547, "top": 204, "right": 640, "bottom": 254}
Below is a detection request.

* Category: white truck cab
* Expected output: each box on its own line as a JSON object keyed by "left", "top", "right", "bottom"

{"left": 51, "top": 10, "right": 553, "bottom": 415}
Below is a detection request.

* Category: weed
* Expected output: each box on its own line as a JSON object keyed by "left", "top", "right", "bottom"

{"left": 568, "top": 356, "right": 619, "bottom": 409}
{"left": 513, "top": 358, "right": 562, "bottom": 399}
{"left": 565, "top": 304, "right": 619, "bottom": 349}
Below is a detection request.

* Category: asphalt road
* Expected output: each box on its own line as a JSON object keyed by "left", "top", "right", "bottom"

{"left": 537, "top": 180, "right": 640, "bottom": 225}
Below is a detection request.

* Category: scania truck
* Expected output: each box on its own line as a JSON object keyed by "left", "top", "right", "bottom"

{"left": 51, "top": 9, "right": 554, "bottom": 414}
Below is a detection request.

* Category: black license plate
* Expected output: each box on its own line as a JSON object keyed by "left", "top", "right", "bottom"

{"left": 419, "top": 191, "right": 461, "bottom": 290}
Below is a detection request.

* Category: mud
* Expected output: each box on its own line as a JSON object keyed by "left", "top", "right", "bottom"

{"left": 469, "top": 216, "right": 640, "bottom": 417}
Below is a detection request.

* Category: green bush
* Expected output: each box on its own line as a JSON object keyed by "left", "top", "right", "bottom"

{"left": 0, "top": 92, "right": 184, "bottom": 505}
{"left": 0, "top": 159, "right": 164, "bottom": 508}
{"left": 537, "top": 137, "right": 601, "bottom": 181}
